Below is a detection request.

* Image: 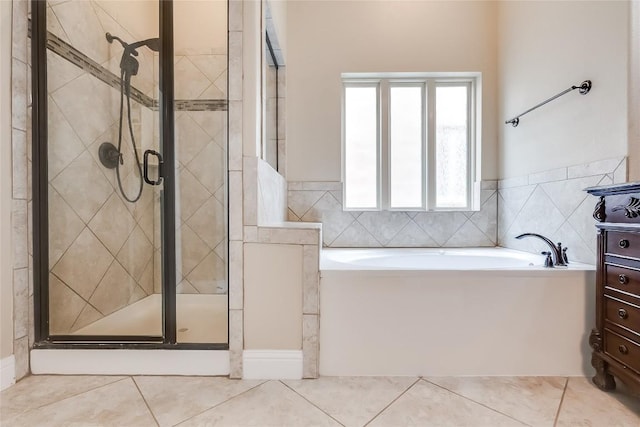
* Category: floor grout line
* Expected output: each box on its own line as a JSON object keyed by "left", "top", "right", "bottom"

{"left": 363, "top": 377, "right": 422, "bottom": 427}
{"left": 131, "top": 376, "right": 161, "bottom": 427}
{"left": 169, "top": 379, "right": 267, "bottom": 426}
{"left": 421, "top": 378, "right": 531, "bottom": 427}
{"left": 2, "top": 375, "right": 131, "bottom": 421}
{"left": 280, "top": 380, "right": 346, "bottom": 427}
{"left": 553, "top": 377, "right": 569, "bottom": 427}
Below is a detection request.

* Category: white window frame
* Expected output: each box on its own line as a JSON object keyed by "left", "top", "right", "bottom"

{"left": 341, "top": 72, "right": 481, "bottom": 212}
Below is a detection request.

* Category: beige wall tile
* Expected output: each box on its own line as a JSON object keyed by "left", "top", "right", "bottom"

{"left": 11, "top": 58, "right": 27, "bottom": 131}
{"left": 229, "top": 171, "right": 243, "bottom": 241}
{"left": 12, "top": 129, "right": 27, "bottom": 200}
{"left": 89, "top": 193, "right": 137, "bottom": 257}
{"left": 50, "top": 150, "right": 113, "bottom": 223}
{"left": 186, "top": 197, "right": 225, "bottom": 250}
{"left": 116, "top": 226, "right": 153, "bottom": 282}
{"left": 187, "top": 251, "right": 225, "bottom": 294}
{"left": 302, "top": 245, "right": 319, "bottom": 315}
{"left": 228, "top": 32, "right": 243, "bottom": 101}
{"left": 12, "top": 199, "right": 28, "bottom": 269}
{"left": 13, "top": 336, "right": 29, "bottom": 380}
{"left": 229, "top": 241, "right": 243, "bottom": 310}
{"left": 186, "top": 141, "right": 225, "bottom": 194}
{"left": 48, "top": 186, "right": 85, "bottom": 267}
{"left": 52, "top": 227, "right": 113, "bottom": 300}
{"left": 302, "top": 314, "right": 319, "bottom": 379}
{"left": 49, "top": 274, "right": 87, "bottom": 335}
{"left": 13, "top": 268, "right": 29, "bottom": 339}
{"left": 90, "top": 261, "right": 139, "bottom": 316}
{"left": 229, "top": 309, "right": 243, "bottom": 379}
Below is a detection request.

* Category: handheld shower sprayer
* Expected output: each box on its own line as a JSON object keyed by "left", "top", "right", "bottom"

{"left": 100, "top": 32, "right": 161, "bottom": 203}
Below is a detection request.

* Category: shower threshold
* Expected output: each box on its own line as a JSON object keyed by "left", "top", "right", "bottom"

{"left": 30, "top": 294, "right": 229, "bottom": 376}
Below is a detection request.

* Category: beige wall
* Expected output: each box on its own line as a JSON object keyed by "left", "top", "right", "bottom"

{"left": 1, "top": 0, "right": 13, "bottom": 360}
{"left": 244, "top": 0, "right": 262, "bottom": 157}
{"left": 629, "top": 0, "right": 639, "bottom": 182}
{"left": 244, "top": 243, "right": 302, "bottom": 350}
{"left": 286, "top": 0, "right": 499, "bottom": 181}
{"left": 498, "top": 1, "right": 629, "bottom": 179}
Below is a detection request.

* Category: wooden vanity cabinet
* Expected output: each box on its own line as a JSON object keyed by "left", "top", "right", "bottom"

{"left": 586, "top": 182, "right": 640, "bottom": 395}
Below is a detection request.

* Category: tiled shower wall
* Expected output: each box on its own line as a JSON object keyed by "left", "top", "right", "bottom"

{"left": 174, "top": 55, "right": 228, "bottom": 295}
{"left": 45, "top": 1, "right": 158, "bottom": 334}
{"left": 498, "top": 157, "right": 628, "bottom": 265}
{"left": 287, "top": 181, "right": 498, "bottom": 247}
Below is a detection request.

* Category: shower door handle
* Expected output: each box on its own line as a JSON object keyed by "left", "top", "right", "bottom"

{"left": 143, "top": 150, "right": 164, "bottom": 185}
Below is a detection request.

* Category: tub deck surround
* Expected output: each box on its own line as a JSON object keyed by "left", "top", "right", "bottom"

{"left": 320, "top": 247, "right": 595, "bottom": 377}
{"left": 321, "top": 247, "right": 594, "bottom": 272}
{"left": 499, "top": 156, "right": 628, "bottom": 265}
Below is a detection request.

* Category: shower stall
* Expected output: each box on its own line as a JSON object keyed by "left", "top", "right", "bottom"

{"left": 31, "top": 0, "right": 228, "bottom": 348}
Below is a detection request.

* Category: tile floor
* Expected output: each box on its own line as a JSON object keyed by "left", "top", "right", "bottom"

{"left": 1, "top": 375, "right": 639, "bottom": 426}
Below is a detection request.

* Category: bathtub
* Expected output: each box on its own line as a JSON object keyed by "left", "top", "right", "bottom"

{"left": 319, "top": 247, "right": 596, "bottom": 377}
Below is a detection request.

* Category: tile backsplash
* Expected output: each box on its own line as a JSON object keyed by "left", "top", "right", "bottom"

{"left": 287, "top": 156, "right": 627, "bottom": 265}
{"left": 287, "top": 181, "right": 498, "bottom": 248}
{"left": 498, "top": 157, "right": 627, "bottom": 265}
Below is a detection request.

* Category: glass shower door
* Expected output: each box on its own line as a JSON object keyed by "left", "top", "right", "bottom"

{"left": 44, "top": 0, "right": 163, "bottom": 338}
{"left": 173, "top": 0, "right": 229, "bottom": 344}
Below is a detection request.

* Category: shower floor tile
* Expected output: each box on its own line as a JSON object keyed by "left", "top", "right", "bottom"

{"left": 72, "top": 293, "right": 228, "bottom": 343}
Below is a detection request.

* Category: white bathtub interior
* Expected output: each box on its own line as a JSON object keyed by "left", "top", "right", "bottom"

{"left": 72, "top": 294, "right": 228, "bottom": 343}
{"left": 320, "top": 247, "right": 596, "bottom": 377}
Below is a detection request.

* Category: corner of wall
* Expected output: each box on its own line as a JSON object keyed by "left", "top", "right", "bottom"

{"left": 629, "top": 0, "right": 640, "bottom": 182}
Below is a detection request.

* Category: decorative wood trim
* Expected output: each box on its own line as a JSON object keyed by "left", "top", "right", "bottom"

{"left": 589, "top": 328, "right": 603, "bottom": 352}
{"left": 593, "top": 196, "right": 606, "bottom": 222}
{"left": 612, "top": 196, "right": 640, "bottom": 219}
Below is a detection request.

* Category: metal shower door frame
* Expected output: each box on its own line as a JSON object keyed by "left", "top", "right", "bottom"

{"left": 30, "top": 0, "right": 227, "bottom": 350}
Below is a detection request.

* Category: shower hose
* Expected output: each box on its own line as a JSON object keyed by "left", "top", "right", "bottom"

{"left": 115, "top": 69, "right": 144, "bottom": 203}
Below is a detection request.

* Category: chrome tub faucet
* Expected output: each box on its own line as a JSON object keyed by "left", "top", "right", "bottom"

{"left": 515, "top": 233, "right": 568, "bottom": 267}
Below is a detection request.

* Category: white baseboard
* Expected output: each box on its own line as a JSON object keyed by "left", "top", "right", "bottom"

{"left": 31, "top": 350, "right": 229, "bottom": 376}
{"left": 242, "top": 350, "right": 303, "bottom": 380}
{"left": 1, "top": 355, "right": 16, "bottom": 391}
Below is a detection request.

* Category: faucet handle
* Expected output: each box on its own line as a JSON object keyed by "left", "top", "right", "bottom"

{"left": 541, "top": 251, "right": 554, "bottom": 268}
{"left": 555, "top": 242, "right": 567, "bottom": 266}
{"left": 562, "top": 247, "right": 569, "bottom": 264}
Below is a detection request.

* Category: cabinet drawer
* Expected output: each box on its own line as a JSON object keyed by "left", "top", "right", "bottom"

{"left": 606, "top": 231, "right": 640, "bottom": 259}
{"left": 605, "top": 264, "right": 640, "bottom": 297}
{"left": 604, "top": 330, "right": 640, "bottom": 374}
{"left": 605, "top": 297, "right": 640, "bottom": 335}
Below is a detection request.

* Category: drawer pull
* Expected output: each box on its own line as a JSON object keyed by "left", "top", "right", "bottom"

{"left": 618, "top": 274, "right": 629, "bottom": 284}
{"left": 618, "top": 308, "right": 629, "bottom": 319}
{"left": 618, "top": 344, "right": 629, "bottom": 355}
{"left": 618, "top": 239, "right": 630, "bottom": 249}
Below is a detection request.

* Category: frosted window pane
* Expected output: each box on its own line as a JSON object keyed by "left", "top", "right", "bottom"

{"left": 436, "top": 86, "right": 468, "bottom": 208}
{"left": 390, "top": 86, "right": 422, "bottom": 208}
{"left": 345, "top": 86, "right": 378, "bottom": 209}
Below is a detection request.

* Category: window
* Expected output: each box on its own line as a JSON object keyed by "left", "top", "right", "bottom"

{"left": 342, "top": 74, "right": 480, "bottom": 211}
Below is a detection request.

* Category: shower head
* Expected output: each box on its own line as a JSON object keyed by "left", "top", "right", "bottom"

{"left": 128, "top": 38, "right": 160, "bottom": 53}
{"left": 106, "top": 33, "right": 160, "bottom": 54}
